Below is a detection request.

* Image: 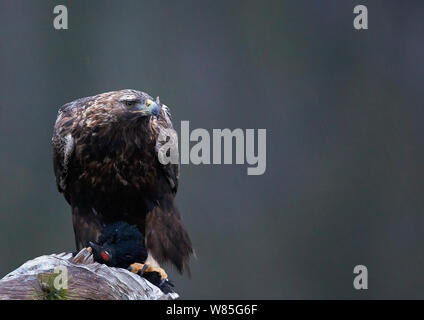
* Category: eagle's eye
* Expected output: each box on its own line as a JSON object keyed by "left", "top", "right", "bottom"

{"left": 124, "top": 100, "right": 136, "bottom": 107}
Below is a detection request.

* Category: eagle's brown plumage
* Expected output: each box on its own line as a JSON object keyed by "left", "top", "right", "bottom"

{"left": 52, "top": 89, "right": 193, "bottom": 274}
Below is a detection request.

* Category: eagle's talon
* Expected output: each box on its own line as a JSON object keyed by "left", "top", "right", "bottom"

{"left": 159, "top": 278, "right": 167, "bottom": 287}
{"left": 139, "top": 264, "right": 149, "bottom": 275}
{"left": 157, "top": 278, "right": 175, "bottom": 294}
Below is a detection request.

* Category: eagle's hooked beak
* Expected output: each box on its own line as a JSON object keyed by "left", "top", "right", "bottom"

{"left": 131, "top": 98, "right": 161, "bottom": 118}
{"left": 146, "top": 98, "right": 161, "bottom": 119}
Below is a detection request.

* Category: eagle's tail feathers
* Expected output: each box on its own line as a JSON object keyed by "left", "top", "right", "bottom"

{"left": 145, "top": 197, "right": 194, "bottom": 275}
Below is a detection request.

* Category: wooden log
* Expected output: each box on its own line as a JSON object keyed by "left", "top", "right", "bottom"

{"left": 0, "top": 248, "right": 179, "bottom": 300}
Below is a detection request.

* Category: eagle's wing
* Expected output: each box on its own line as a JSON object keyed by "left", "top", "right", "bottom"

{"left": 52, "top": 99, "right": 104, "bottom": 249}
{"left": 52, "top": 96, "right": 96, "bottom": 197}
{"left": 153, "top": 103, "right": 180, "bottom": 193}
{"left": 52, "top": 105, "right": 76, "bottom": 203}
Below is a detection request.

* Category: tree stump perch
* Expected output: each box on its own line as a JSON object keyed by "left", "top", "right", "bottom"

{"left": 0, "top": 248, "right": 179, "bottom": 300}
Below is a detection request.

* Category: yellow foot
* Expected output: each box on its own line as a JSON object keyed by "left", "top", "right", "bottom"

{"left": 129, "top": 262, "right": 168, "bottom": 280}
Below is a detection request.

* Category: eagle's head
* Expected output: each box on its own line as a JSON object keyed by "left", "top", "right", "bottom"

{"left": 116, "top": 90, "right": 161, "bottom": 118}
{"left": 74, "top": 89, "right": 162, "bottom": 128}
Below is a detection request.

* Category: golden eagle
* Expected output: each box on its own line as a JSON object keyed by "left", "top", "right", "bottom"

{"left": 52, "top": 89, "right": 193, "bottom": 275}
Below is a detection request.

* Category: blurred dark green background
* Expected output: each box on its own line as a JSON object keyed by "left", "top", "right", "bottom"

{"left": 1, "top": 0, "right": 424, "bottom": 299}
